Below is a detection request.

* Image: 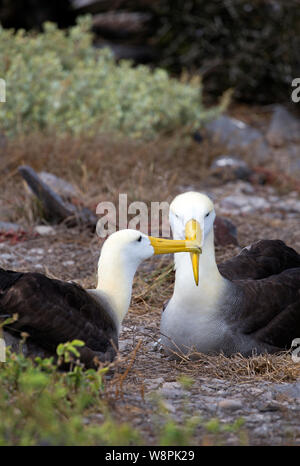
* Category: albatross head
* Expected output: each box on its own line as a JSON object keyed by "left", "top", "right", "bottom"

{"left": 100, "top": 229, "right": 202, "bottom": 268}
{"left": 96, "top": 229, "right": 201, "bottom": 327}
{"left": 169, "top": 192, "right": 216, "bottom": 285}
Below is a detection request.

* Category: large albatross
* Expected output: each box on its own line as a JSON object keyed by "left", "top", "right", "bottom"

{"left": 0, "top": 229, "right": 200, "bottom": 367}
{"left": 161, "top": 191, "right": 300, "bottom": 357}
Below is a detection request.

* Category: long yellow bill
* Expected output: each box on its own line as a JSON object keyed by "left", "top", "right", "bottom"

{"left": 149, "top": 236, "right": 201, "bottom": 255}
{"left": 185, "top": 219, "right": 202, "bottom": 286}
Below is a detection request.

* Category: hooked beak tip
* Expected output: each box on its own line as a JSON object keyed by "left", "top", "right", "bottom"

{"left": 185, "top": 219, "right": 202, "bottom": 286}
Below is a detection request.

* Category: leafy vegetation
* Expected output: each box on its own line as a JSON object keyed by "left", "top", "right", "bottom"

{"left": 0, "top": 339, "right": 143, "bottom": 446}
{"left": 0, "top": 335, "right": 249, "bottom": 446}
{"left": 0, "top": 15, "right": 226, "bottom": 139}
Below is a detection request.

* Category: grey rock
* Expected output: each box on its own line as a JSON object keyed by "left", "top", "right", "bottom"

{"left": 0, "top": 221, "right": 22, "bottom": 232}
{"left": 272, "top": 382, "right": 300, "bottom": 400}
{"left": 38, "top": 172, "right": 78, "bottom": 200}
{"left": 205, "top": 116, "right": 269, "bottom": 159}
{"left": 271, "top": 145, "right": 300, "bottom": 177}
{"left": 28, "top": 248, "right": 44, "bottom": 255}
{"left": 145, "top": 377, "right": 164, "bottom": 390}
{"left": 34, "top": 225, "right": 56, "bottom": 236}
{"left": 62, "top": 260, "right": 75, "bottom": 267}
{"left": 19, "top": 165, "right": 76, "bottom": 223}
{"left": 252, "top": 424, "right": 270, "bottom": 437}
{"left": 214, "top": 216, "right": 238, "bottom": 246}
{"left": 258, "top": 402, "right": 281, "bottom": 412}
{"left": 151, "top": 340, "right": 161, "bottom": 352}
{"left": 0, "top": 253, "right": 15, "bottom": 262}
{"left": 235, "top": 181, "right": 255, "bottom": 194}
{"left": 220, "top": 194, "right": 270, "bottom": 214}
{"left": 218, "top": 399, "right": 243, "bottom": 411}
{"left": 277, "top": 199, "right": 300, "bottom": 213}
{"left": 210, "top": 156, "right": 253, "bottom": 182}
{"left": 266, "top": 105, "right": 300, "bottom": 147}
{"left": 19, "top": 165, "right": 98, "bottom": 228}
{"left": 33, "top": 264, "right": 43, "bottom": 269}
{"left": 118, "top": 339, "right": 133, "bottom": 352}
{"left": 159, "top": 382, "right": 186, "bottom": 399}
{"left": 161, "top": 401, "right": 176, "bottom": 413}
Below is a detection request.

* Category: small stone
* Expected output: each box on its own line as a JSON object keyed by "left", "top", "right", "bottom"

{"left": 62, "top": 260, "right": 75, "bottom": 267}
{"left": 34, "top": 225, "right": 56, "bottom": 236}
{"left": 205, "top": 115, "right": 269, "bottom": 160}
{"left": 0, "top": 253, "right": 15, "bottom": 262}
{"left": 0, "top": 221, "right": 22, "bottom": 232}
{"left": 252, "top": 425, "right": 269, "bottom": 437}
{"left": 29, "top": 248, "right": 44, "bottom": 255}
{"left": 258, "top": 402, "right": 281, "bottom": 412}
{"left": 38, "top": 172, "right": 78, "bottom": 200}
{"left": 210, "top": 156, "right": 253, "bottom": 182}
{"left": 220, "top": 194, "right": 270, "bottom": 214}
{"left": 145, "top": 377, "right": 164, "bottom": 390}
{"left": 159, "top": 382, "right": 186, "bottom": 399}
{"left": 214, "top": 216, "right": 238, "bottom": 246}
{"left": 118, "top": 339, "right": 133, "bottom": 352}
{"left": 218, "top": 399, "right": 243, "bottom": 411}
{"left": 277, "top": 199, "right": 300, "bottom": 213}
{"left": 266, "top": 105, "right": 300, "bottom": 147}
{"left": 162, "top": 401, "right": 176, "bottom": 413}
{"left": 272, "top": 382, "right": 300, "bottom": 400}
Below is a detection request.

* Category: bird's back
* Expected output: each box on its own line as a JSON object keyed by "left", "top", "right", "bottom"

{"left": 0, "top": 268, "right": 118, "bottom": 366}
{"left": 219, "top": 240, "right": 300, "bottom": 353}
{"left": 218, "top": 239, "right": 300, "bottom": 281}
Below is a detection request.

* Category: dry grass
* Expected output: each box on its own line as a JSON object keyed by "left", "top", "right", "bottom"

{"left": 165, "top": 351, "right": 300, "bottom": 384}
{"left": 1, "top": 130, "right": 221, "bottom": 227}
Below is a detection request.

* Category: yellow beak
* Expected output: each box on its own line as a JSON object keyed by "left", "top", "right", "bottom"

{"left": 149, "top": 236, "right": 202, "bottom": 255}
{"left": 185, "top": 219, "right": 202, "bottom": 286}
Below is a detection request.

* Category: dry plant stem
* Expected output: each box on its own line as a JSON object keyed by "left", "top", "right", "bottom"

{"left": 117, "top": 339, "right": 143, "bottom": 399}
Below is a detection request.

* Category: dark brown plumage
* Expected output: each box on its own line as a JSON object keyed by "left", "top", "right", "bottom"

{"left": 219, "top": 239, "right": 300, "bottom": 280}
{"left": 219, "top": 240, "right": 300, "bottom": 354}
{"left": 0, "top": 269, "right": 118, "bottom": 368}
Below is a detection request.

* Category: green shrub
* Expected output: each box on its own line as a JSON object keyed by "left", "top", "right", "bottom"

{"left": 0, "top": 345, "right": 140, "bottom": 446}
{"left": 0, "top": 343, "right": 249, "bottom": 446}
{"left": 0, "top": 15, "right": 225, "bottom": 139}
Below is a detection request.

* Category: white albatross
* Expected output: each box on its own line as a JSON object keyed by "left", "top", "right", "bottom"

{"left": 160, "top": 191, "right": 300, "bottom": 357}
{"left": 0, "top": 229, "right": 200, "bottom": 367}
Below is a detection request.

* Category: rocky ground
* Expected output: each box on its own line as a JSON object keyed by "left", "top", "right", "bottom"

{"left": 0, "top": 104, "right": 300, "bottom": 445}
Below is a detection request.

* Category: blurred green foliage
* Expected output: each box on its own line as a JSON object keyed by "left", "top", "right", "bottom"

{"left": 147, "top": 0, "right": 300, "bottom": 103}
{"left": 0, "top": 345, "right": 141, "bottom": 446}
{"left": 0, "top": 341, "right": 249, "bottom": 446}
{"left": 0, "top": 15, "right": 225, "bottom": 139}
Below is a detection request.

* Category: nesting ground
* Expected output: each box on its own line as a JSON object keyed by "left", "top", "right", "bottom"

{"left": 1, "top": 105, "right": 300, "bottom": 445}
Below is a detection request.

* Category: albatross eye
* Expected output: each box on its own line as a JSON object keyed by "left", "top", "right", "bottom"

{"left": 205, "top": 212, "right": 210, "bottom": 218}
{"left": 137, "top": 235, "right": 142, "bottom": 242}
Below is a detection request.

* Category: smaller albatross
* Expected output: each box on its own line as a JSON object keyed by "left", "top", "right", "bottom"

{"left": 161, "top": 191, "right": 300, "bottom": 357}
{"left": 0, "top": 229, "right": 200, "bottom": 367}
